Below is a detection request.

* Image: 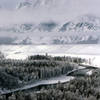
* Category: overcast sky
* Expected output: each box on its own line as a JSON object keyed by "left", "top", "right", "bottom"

{"left": 0, "top": 0, "right": 19, "bottom": 9}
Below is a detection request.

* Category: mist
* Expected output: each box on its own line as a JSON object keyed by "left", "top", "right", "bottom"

{"left": 0, "top": 0, "right": 100, "bottom": 25}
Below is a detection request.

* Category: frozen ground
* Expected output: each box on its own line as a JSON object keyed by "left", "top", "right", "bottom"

{"left": 0, "top": 44, "right": 100, "bottom": 67}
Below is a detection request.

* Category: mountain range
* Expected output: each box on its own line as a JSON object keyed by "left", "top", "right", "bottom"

{"left": 0, "top": 0, "right": 100, "bottom": 44}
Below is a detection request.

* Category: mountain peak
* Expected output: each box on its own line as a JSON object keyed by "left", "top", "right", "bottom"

{"left": 60, "top": 14, "right": 100, "bottom": 32}
{"left": 77, "top": 14, "right": 100, "bottom": 24}
{"left": 17, "top": 0, "right": 56, "bottom": 9}
{"left": 17, "top": 0, "right": 32, "bottom": 9}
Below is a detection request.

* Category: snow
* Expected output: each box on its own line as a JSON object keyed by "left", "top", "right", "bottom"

{"left": 0, "top": 44, "right": 100, "bottom": 67}
{"left": 0, "top": 1, "right": 100, "bottom": 45}
{"left": 86, "top": 70, "right": 93, "bottom": 76}
{"left": 0, "top": 14, "right": 100, "bottom": 44}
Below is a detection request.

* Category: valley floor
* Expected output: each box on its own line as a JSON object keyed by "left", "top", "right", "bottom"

{"left": 0, "top": 44, "right": 100, "bottom": 67}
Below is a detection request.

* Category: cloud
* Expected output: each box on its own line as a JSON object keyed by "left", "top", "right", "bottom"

{"left": 0, "top": 0, "right": 100, "bottom": 25}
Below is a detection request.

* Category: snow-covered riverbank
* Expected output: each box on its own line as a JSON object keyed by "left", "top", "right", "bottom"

{"left": 0, "top": 44, "right": 100, "bottom": 67}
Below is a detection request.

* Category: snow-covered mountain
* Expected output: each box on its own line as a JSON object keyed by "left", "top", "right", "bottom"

{"left": 0, "top": 0, "right": 100, "bottom": 44}
{"left": 60, "top": 14, "right": 100, "bottom": 32}
{"left": 1, "top": 14, "right": 100, "bottom": 33}
{"left": 17, "top": 0, "right": 65, "bottom": 10}
{"left": 17, "top": 0, "right": 53, "bottom": 9}
{"left": 0, "top": 22, "right": 58, "bottom": 33}
{"left": 17, "top": 0, "right": 33, "bottom": 9}
{"left": 0, "top": 14, "right": 100, "bottom": 44}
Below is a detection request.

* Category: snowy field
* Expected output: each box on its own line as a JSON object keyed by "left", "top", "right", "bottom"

{"left": 0, "top": 44, "right": 100, "bottom": 67}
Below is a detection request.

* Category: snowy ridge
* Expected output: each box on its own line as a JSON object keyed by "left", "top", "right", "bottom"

{"left": 0, "top": 0, "right": 100, "bottom": 44}
{"left": 17, "top": 0, "right": 64, "bottom": 10}
{"left": 1, "top": 14, "right": 100, "bottom": 31}
{"left": 1, "top": 14, "right": 100, "bottom": 33}
{"left": 0, "top": 14, "right": 100, "bottom": 44}
{"left": 60, "top": 14, "right": 100, "bottom": 32}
